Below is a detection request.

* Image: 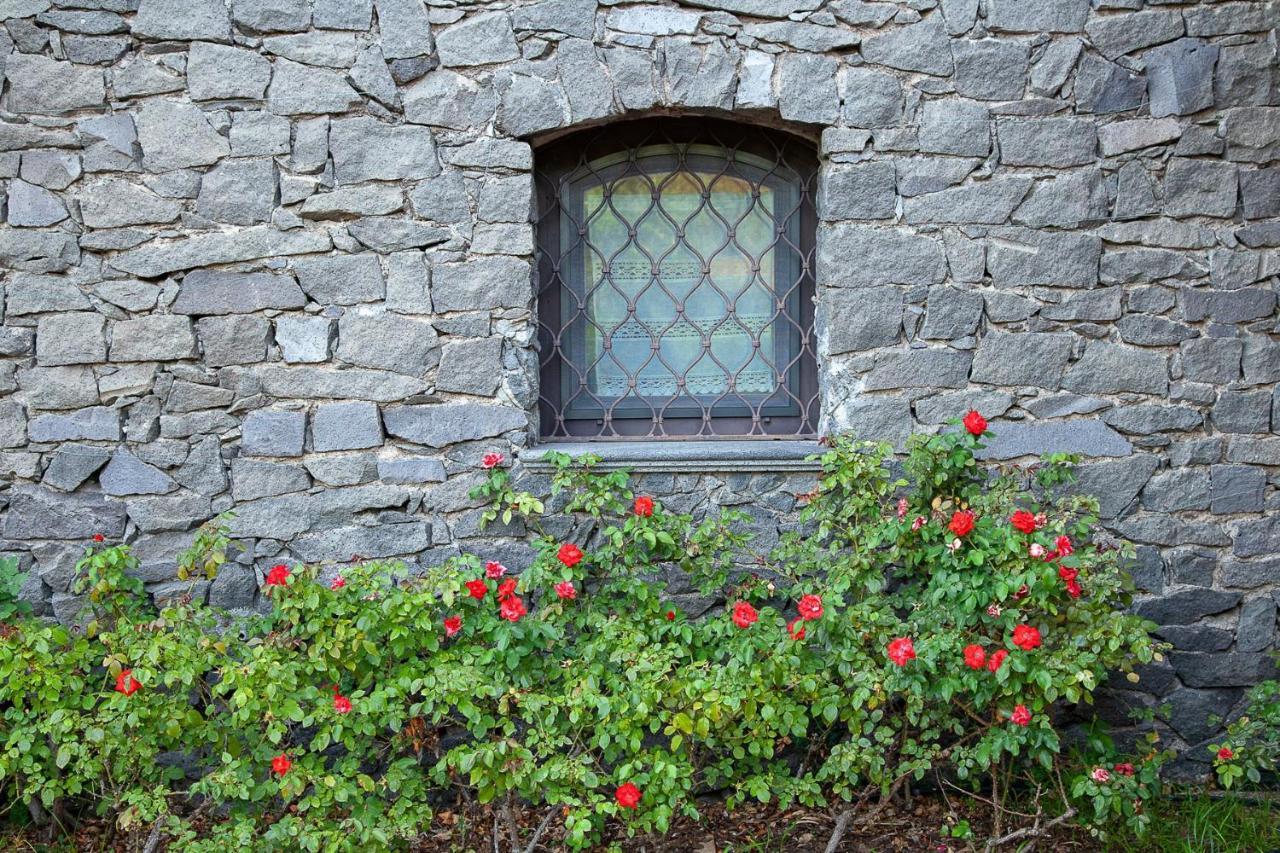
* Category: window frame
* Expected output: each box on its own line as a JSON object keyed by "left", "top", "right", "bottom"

{"left": 534, "top": 117, "right": 819, "bottom": 441}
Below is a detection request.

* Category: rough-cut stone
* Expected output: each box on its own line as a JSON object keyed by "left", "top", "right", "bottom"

{"left": 311, "top": 401, "right": 383, "bottom": 452}
{"left": 1062, "top": 342, "right": 1167, "bottom": 395}
{"left": 1164, "top": 159, "right": 1238, "bottom": 218}
{"left": 432, "top": 257, "right": 532, "bottom": 312}
{"left": 111, "top": 316, "right": 196, "bottom": 362}
{"left": 1147, "top": 38, "right": 1218, "bottom": 118}
{"left": 4, "top": 52, "right": 105, "bottom": 114}
{"left": 864, "top": 349, "right": 972, "bottom": 391}
{"left": 777, "top": 53, "right": 838, "bottom": 125}
{"left": 80, "top": 178, "right": 182, "bottom": 228}
{"left": 1075, "top": 54, "right": 1145, "bottom": 113}
{"left": 43, "top": 444, "right": 112, "bottom": 492}
{"left": 136, "top": 101, "right": 229, "bottom": 172}
{"left": 840, "top": 68, "right": 902, "bottom": 128}
{"left": 267, "top": 59, "right": 361, "bottom": 114}
{"left": 230, "top": 458, "right": 309, "bottom": 502}
{"left": 1103, "top": 405, "right": 1203, "bottom": 435}
{"left": 100, "top": 448, "right": 176, "bottom": 496}
{"left": 1210, "top": 464, "right": 1265, "bottom": 514}
{"left": 987, "top": 228, "right": 1101, "bottom": 288}
{"left": 174, "top": 271, "right": 306, "bottom": 315}
{"left": 36, "top": 313, "right": 106, "bottom": 367}
{"left": 437, "top": 12, "right": 518, "bottom": 67}
{"left": 1142, "top": 468, "right": 1210, "bottom": 512}
{"left": 1098, "top": 118, "right": 1183, "bottom": 156}
{"left": 242, "top": 409, "right": 306, "bottom": 457}
{"left": 904, "top": 177, "right": 1031, "bottom": 225}
{"left": 196, "top": 159, "right": 276, "bottom": 225}
{"left": 275, "top": 316, "right": 333, "bottom": 363}
{"left": 291, "top": 521, "right": 431, "bottom": 562}
{"left": 1180, "top": 339, "right": 1242, "bottom": 384}
{"left": 1068, "top": 454, "right": 1159, "bottom": 519}
{"left": 978, "top": 420, "right": 1132, "bottom": 460}
{"left": 114, "top": 229, "right": 331, "bottom": 280}
{"left": 999, "top": 119, "right": 1096, "bottom": 167}
{"left": 132, "top": 0, "right": 230, "bottom": 41}
{"left": 972, "top": 332, "right": 1073, "bottom": 389}
{"left": 952, "top": 39, "right": 1027, "bottom": 100}
{"left": 436, "top": 337, "right": 504, "bottom": 396}
{"left": 197, "top": 316, "right": 271, "bottom": 367}
{"left": 377, "top": 457, "right": 446, "bottom": 484}
{"left": 1087, "top": 9, "right": 1183, "bottom": 60}
{"left": 820, "top": 225, "right": 946, "bottom": 287}
{"left": 5, "top": 485, "right": 127, "bottom": 540}
{"left": 862, "top": 18, "right": 952, "bottom": 76}
{"left": 1211, "top": 390, "right": 1271, "bottom": 435}
{"left": 29, "top": 407, "right": 120, "bottom": 443}
{"left": 987, "top": 0, "right": 1088, "bottom": 33}
{"left": 7, "top": 180, "right": 68, "bottom": 227}
{"left": 336, "top": 312, "right": 438, "bottom": 375}
{"left": 293, "top": 254, "right": 385, "bottom": 305}
{"left": 188, "top": 42, "right": 270, "bottom": 100}
{"left": 383, "top": 403, "right": 527, "bottom": 447}
{"left": 820, "top": 163, "right": 896, "bottom": 220}
{"left": 330, "top": 117, "right": 439, "bottom": 184}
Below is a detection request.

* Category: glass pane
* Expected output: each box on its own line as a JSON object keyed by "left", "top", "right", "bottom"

{"left": 582, "top": 167, "right": 779, "bottom": 402}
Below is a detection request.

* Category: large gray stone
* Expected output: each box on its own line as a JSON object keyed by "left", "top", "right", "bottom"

{"left": 1210, "top": 464, "right": 1266, "bottom": 514}
{"left": 987, "top": 0, "right": 1088, "bottom": 33}
{"left": 136, "top": 101, "right": 229, "bottom": 172}
{"left": 1142, "top": 468, "right": 1210, "bottom": 512}
{"left": 1087, "top": 9, "right": 1184, "bottom": 60}
{"left": 1164, "top": 159, "right": 1238, "bottom": 218}
{"left": 1030, "top": 36, "right": 1083, "bottom": 96}
{"left": 267, "top": 59, "right": 361, "bottom": 114}
{"left": 377, "top": 457, "right": 447, "bottom": 484}
{"left": 864, "top": 348, "right": 972, "bottom": 390}
{"left": 43, "top": 444, "right": 112, "bottom": 492}
{"left": 918, "top": 100, "right": 989, "bottom": 156}
{"left": 777, "top": 53, "right": 839, "bottom": 125}
{"left": 1180, "top": 338, "right": 1242, "bottom": 384}
{"left": 230, "top": 458, "right": 310, "bottom": 502}
{"left": 79, "top": 178, "right": 181, "bottom": 228}
{"left": 1211, "top": 390, "right": 1271, "bottom": 434}
{"left": 861, "top": 17, "right": 952, "bottom": 76}
{"left": 36, "top": 313, "right": 106, "bottom": 366}
{"left": 197, "top": 316, "right": 271, "bottom": 367}
{"left": 4, "top": 52, "right": 105, "bottom": 114}
{"left": 188, "top": 42, "right": 271, "bottom": 100}
{"left": 971, "top": 332, "right": 1073, "bottom": 389}
{"left": 952, "top": 39, "right": 1027, "bottom": 100}
{"left": 196, "top": 159, "right": 276, "bottom": 225}
{"left": 174, "top": 270, "right": 307, "bottom": 315}
{"left": 1075, "top": 54, "right": 1145, "bottom": 113}
{"left": 840, "top": 67, "right": 902, "bottom": 128}
{"left": 903, "top": 177, "right": 1031, "bottom": 225}
{"left": 1103, "top": 405, "right": 1203, "bottom": 435}
{"left": 819, "top": 225, "right": 946, "bottom": 287}
{"left": 820, "top": 163, "right": 896, "bottom": 220}
{"left": 330, "top": 117, "right": 439, "bottom": 184}
{"left": 373, "top": 0, "right": 432, "bottom": 58}
{"left": 291, "top": 521, "right": 431, "bottom": 562}
{"left": 6, "top": 274, "right": 90, "bottom": 316}
{"left": 1170, "top": 652, "right": 1278, "bottom": 688}
{"left": 241, "top": 409, "right": 306, "bottom": 457}
{"left": 111, "top": 316, "right": 197, "bottom": 362}
{"left": 28, "top": 407, "right": 120, "bottom": 442}
{"left": 1221, "top": 558, "right": 1280, "bottom": 589}
{"left": 132, "top": 0, "right": 230, "bottom": 41}
{"left": 4, "top": 485, "right": 128, "bottom": 540}
{"left": 431, "top": 256, "right": 532, "bottom": 312}
{"left": 100, "top": 448, "right": 176, "bottom": 496}
{"left": 311, "top": 401, "right": 383, "bottom": 452}
{"left": 1147, "top": 38, "right": 1218, "bottom": 118}
{"left": 437, "top": 12, "right": 518, "bottom": 67}
{"left": 513, "top": 0, "right": 596, "bottom": 38}
{"left": 1099, "top": 118, "right": 1183, "bottom": 157}
{"left": 498, "top": 72, "right": 571, "bottom": 137}
{"left": 1067, "top": 454, "right": 1159, "bottom": 519}
{"left": 382, "top": 403, "right": 527, "bottom": 447}
{"left": 986, "top": 228, "right": 1101, "bottom": 288}
{"left": 174, "top": 436, "right": 228, "bottom": 497}
{"left": 114, "top": 226, "right": 330, "bottom": 278}
{"left": 977, "top": 419, "right": 1132, "bottom": 460}
{"left": 1238, "top": 597, "right": 1276, "bottom": 653}
{"left": 662, "top": 39, "right": 738, "bottom": 110}
{"left": 275, "top": 316, "right": 333, "bottom": 363}
{"left": 292, "top": 254, "right": 385, "bottom": 305}
{"left": 822, "top": 287, "right": 902, "bottom": 354}
{"left": 336, "top": 312, "right": 438, "bottom": 375}
{"left": 259, "top": 367, "right": 426, "bottom": 402}
{"left": 1062, "top": 342, "right": 1167, "bottom": 395}
{"left": 233, "top": 0, "right": 310, "bottom": 32}
{"left": 0, "top": 401, "right": 26, "bottom": 449}
{"left": 436, "top": 337, "right": 504, "bottom": 396}
{"left": 7, "top": 180, "right": 68, "bottom": 227}
{"left": 999, "top": 119, "right": 1096, "bottom": 167}
{"left": 1236, "top": 515, "right": 1280, "bottom": 558}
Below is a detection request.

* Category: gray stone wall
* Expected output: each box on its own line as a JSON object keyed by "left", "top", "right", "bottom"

{"left": 0, "top": 0, "right": 1277, "bottom": 758}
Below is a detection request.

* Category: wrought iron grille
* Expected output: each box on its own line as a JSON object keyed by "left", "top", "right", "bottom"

{"left": 534, "top": 118, "right": 819, "bottom": 440}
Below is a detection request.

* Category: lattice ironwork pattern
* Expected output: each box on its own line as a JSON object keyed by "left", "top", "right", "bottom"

{"left": 534, "top": 118, "right": 819, "bottom": 439}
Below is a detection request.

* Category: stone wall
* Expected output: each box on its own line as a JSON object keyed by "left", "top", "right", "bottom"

{"left": 0, "top": 0, "right": 1277, "bottom": 763}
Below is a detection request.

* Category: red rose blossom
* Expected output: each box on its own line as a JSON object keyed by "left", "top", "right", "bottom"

{"left": 1012, "top": 624, "right": 1042, "bottom": 651}
{"left": 444, "top": 615, "right": 462, "bottom": 637}
{"left": 963, "top": 644, "right": 986, "bottom": 670}
{"left": 797, "top": 594, "right": 823, "bottom": 621}
{"left": 1010, "top": 705, "right": 1032, "bottom": 726}
{"left": 272, "top": 753, "right": 292, "bottom": 776}
{"left": 1217, "top": 747, "right": 1233, "bottom": 761}
{"left": 485, "top": 560, "right": 506, "bottom": 579}
{"left": 1065, "top": 579, "right": 1082, "bottom": 599}
{"left": 557, "top": 543, "right": 583, "bottom": 567}
{"left": 633, "top": 496, "right": 654, "bottom": 517}
{"left": 665, "top": 610, "right": 676, "bottom": 621}
{"left": 948, "top": 510, "right": 975, "bottom": 537}
{"left": 1091, "top": 767, "right": 1111, "bottom": 783}
{"left": 114, "top": 669, "right": 140, "bottom": 696}
{"left": 1055, "top": 535, "right": 1074, "bottom": 556}
{"left": 732, "top": 601, "right": 758, "bottom": 629}
{"left": 465, "top": 579, "right": 488, "bottom": 600}
{"left": 1058, "top": 565, "right": 1079, "bottom": 582}
{"left": 896, "top": 497, "right": 908, "bottom": 520}
{"left": 962, "top": 410, "right": 987, "bottom": 436}
{"left": 1010, "top": 510, "right": 1038, "bottom": 534}
{"left": 333, "top": 694, "right": 352, "bottom": 714}
{"left": 330, "top": 576, "right": 345, "bottom": 590}
{"left": 481, "top": 452, "right": 504, "bottom": 469}
{"left": 1012, "top": 584, "right": 1030, "bottom": 600}
{"left": 497, "top": 578, "right": 517, "bottom": 600}
{"left": 93, "top": 533, "right": 105, "bottom": 543}
{"left": 499, "top": 595, "right": 527, "bottom": 622}
{"left": 615, "top": 781, "right": 641, "bottom": 809}
{"left": 554, "top": 580, "right": 576, "bottom": 600}
{"left": 786, "top": 617, "right": 806, "bottom": 641}
{"left": 887, "top": 636, "right": 916, "bottom": 667}
{"left": 265, "top": 564, "right": 290, "bottom": 587}
{"left": 1114, "top": 763, "right": 1135, "bottom": 777}
{"left": 911, "top": 515, "right": 926, "bottom": 531}
{"left": 987, "top": 649, "right": 1009, "bottom": 672}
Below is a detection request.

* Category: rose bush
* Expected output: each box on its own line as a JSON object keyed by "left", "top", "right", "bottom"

{"left": 0, "top": 419, "right": 1166, "bottom": 850}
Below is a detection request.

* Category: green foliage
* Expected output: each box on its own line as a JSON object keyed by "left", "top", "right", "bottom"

{"left": 0, "top": 555, "right": 30, "bottom": 623}
{"left": 179, "top": 511, "right": 234, "bottom": 581}
{"left": 1211, "top": 678, "right": 1280, "bottom": 790}
{"left": 0, "top": 425, "right": 1165, "bottom": 850}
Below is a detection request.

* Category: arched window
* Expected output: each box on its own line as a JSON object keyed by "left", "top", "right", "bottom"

{"left": 534, "top": 118, "right": 818, "bottom": 440}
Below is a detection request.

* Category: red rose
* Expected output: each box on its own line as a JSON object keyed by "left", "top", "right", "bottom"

{"left": 1114, "top": 763, "right": 1135, "bottom": 777}
{"left": 497, "top": 578, "right": 517, "bottom": 600}
{"left": 786, "top": 617, "right": 806, "bottom": 641}
{"left": 333, "top": 694, "right": 352, "bottom": 714}
{"left": 114, "top": 668, "right": 140, "bottom": 696}
{"left": 1010, "top": 510, "right": 1037, "bottom": 534}
{"left": 887, "top": 636, "right": 915, "bottom": 667}
{"left": 554, "top": 580, "right": 576, "bottom": 600}
{"left": 272, "top": 753, "right": 292, "bottom": 776}
{"left": 1010, "top": 705, "right": 1032, "bottom": 727}
{"left": 615, "top": 781, "right": 641, "bottom": 809}
{"left": 732, "top": 601, "right": 758, "bottom": 629}
{"left": 93, "top": 533, "right": 106, "bottom": 543}
{"left": 987, "top": 649, "right": 1008, "bottom": 672}
{"left": 330, "top": 576, "right": 345, "bottom": 590}
{"left": 1058, "top": 565, "right": 1078, "bottom": 582}
{"left": 1217, "top": 747, "right": 1233, "bottom": 761}
{"left": 962, "top": 410, "right": 987, "bottom": 436}
{"left": 634, "top": 496, "right": 654, "bottom": 517}
{"left": 465, "top": 579, "right": 488, "bottom": 600}
{"left": 557, "top": 543, "right": 583, "bottom": 567}
{"left": 1012, "top": 624, "right": 1041, "bottom": 651}
{"left": 1055, "top": 535, "right": 1074, "bottom": 556}
{"left": 948, "top": 510, "right": 975, "bottom": 537}
{"left": 485, "top": 560, "right": 506, "bottom": 579}
{"left": 481, "top": 452, "right": 504, "bottom": 469}
{"left": 1065, "top": 579, "right": 1082, "bottom": 599}
{"left": 797, "top": 594, "right": 823, "bottom": 621}
{"left": 665, "top": 610, "right": 676, "bottom": 621}
{"left": 265, "top": 564, "right": 290, "bottom": 587}
{"left": 444, "top": 615, "right": 462, "bottom": 637}
{"left": 963, "top": 644, "right": 986, "bottom": 670}
{"left": 499, "top": 595, "right": 527, "bottom": 622}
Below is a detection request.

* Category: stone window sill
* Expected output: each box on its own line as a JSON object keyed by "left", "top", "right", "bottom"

{"left": 519, "top": 440, "right": 825, "bottom": 474}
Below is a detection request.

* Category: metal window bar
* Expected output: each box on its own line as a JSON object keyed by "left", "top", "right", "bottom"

{"left": 534, "top": 118, "right": 819, "bottom": 440}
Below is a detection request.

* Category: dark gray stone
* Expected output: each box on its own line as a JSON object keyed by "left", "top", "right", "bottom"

{"left": 100, "top": 449, "right": 176, "bottom": 496}
{"left": 1141, "top": 468, "right": 1209, "bottom": 512}
{"left": 1235, "top": 515, "right": 1280, "bottom": 558}
{"left": 903, "top": 177, "right": 1032, "bottom": 225}
{"left": 1075, "top": 54, "right": 1145, "bottom": 114}
{"left": 241, "top": 409, "right": 306, "bottom": 457}
{"left": 431, "top": 257, "right": 534, "bottom": 312}
{"left": 820, "top": 163, "right": 896, "bottom": 220}
{"left": 383, "top": 403, "right": 526, "bottom": 448}
{"left": 1102, "top": 405, "right": 1203, "bottom": 435}
{"left": 864, "top": 348, "right": 972, "bottom": 390}
{"left": 1221, "top": 558, "right": 1279, "bottom": 589}
{"left": 293, "top": 255, "right": 385, "bottom": 305}
{"left": 174, "top": 271, "right": 306, "bottom": 316}
{"left": 1170, "top": 652, "right": 1278, "bottom": 688}
{"left": 1067, "top": 454, "right": 1159, "bottom": 518}
{"left": 1165, "top": 687, "right": 1244, "bottom": 743}
{"left": 918, "top": 100, "right": 989, "bottom": 156}
{"left": 1146, "top": 38, "right": 1218, "bottom": 118}
{"left": 986, "top": 228, "right": 1101, "bottom": 288}
{"left": 312, "top": 401, "right": 383, "bottom": 452}
{"left": 1210, "top": 465, "right": 1266, "bottom": 514}
{"left": 841, "top": 67, "right": 902, "bottom": 128}
{"left": 1117, "top": 315, "right": 1197, "bottom": 347}
{"left": 377, "top": 457, "right": 447, "bottom": 484}
{"left": 952, "top": 38, "right": 1027, "bottom": 100}
{"left": 1212, "top": 390, "right": 1272, "bottom": 434}
{"left": 971, "top": 332, "right": 1072, "bottom": 389}
{"left": 1136, "top": 589, "right": 1240, "bottom": 625}
{"left": 861, "top": 18, "right": 952, "bottom": 76}
{"left": 1180, "top": 339, "right": 1242, "bottom": 384}
{"left": 1086, "top": 9, "right": 1183, "bottom": 60}
{"left": 819, "top": 225, "right": 947, "bottom": 287}
{"left": 207, "top": 564, "right": 258, "bottom": 611}
{"left": 1238, "top": 597, "right": 1276, "bottom": 652}
{"left": 1062, "top": 342, "right": 1167, "bottom": 395}
{"left": 43, "top": 444, "right": 112, "bottom": 492}
{"left": 230, "top": 458, "right": 310, "bottom": 502}
{"left": 976, "top": 419, "right": 1132, "bottom": 460}
{"left": 1164, "top": 159, "right": 1238, "bottom": 218}
{"left": 29, "top": 407, "right": 120, "bottom": 442}
{"left": 987, "top": 0, "right": 1088, "bottom": 33}
{"left": 436, "top": 337, "right": 504, "bottom": 396}
{"left": 291, "top": 522, "right": 431, "bottom": 562}
{"left": 1154, "top": 626, "right": 1234, "bottom": 653}
{"left": 4, "top": 485, "right": 128, "bottom": 540}
{"left": 998, "top": 118, "right": 1096, "bottom": 167}
{"left": 197, "top": 316, "right": 270, "bottom": 368}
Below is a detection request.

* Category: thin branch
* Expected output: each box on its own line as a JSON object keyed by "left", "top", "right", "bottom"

{"left": 822, "top": 807, "right": 855, "bottom": 853}
{"left": 521, "top": 808, "right": 557, "bottom": 853}
{"left": 983, "top": 807, "right": 1076, "bottom": 850}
